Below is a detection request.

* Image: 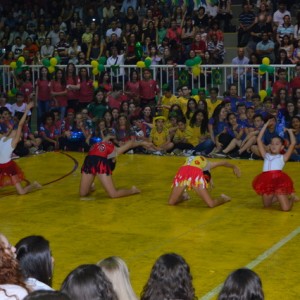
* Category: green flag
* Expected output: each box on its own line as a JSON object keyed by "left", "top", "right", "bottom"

{"left": 212, "top": 69, "right": 223, "bottom": 85}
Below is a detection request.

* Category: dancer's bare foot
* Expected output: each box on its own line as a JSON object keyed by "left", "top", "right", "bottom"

{"left": 90, "top": 182, "right": 96, "bottom": 193}
{"left": 290, "top": 193, "right": 300, "bottom": 202}
{"left": 131, "top": 186, "right": 141, "bottom": 194}
{"left": 220, "top": 194, "right": 231, "bottom": 202}
{"left": 33, "top": 181, "right": 42, "bottom": 189}
{"left": 182, "top": 191, "right": 190, "bottom": 201}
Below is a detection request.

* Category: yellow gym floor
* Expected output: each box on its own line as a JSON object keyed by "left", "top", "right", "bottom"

{"left": 0, "top": 152, "right": 299, "bottom": 299}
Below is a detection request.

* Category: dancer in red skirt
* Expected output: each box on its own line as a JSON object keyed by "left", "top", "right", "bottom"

{"left": 0, "top": 102, "right": 41, "bottom": 194}
{"left": 80, "top": 136, "right": 151, "bottom": 198}
{"left": 168, "top": 155, "right": 241, "bottom": 207}
{"left": 252, "top": 119, "right": 297, "bottom": 211}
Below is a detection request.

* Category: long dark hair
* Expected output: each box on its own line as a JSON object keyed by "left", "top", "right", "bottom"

{"left": 189, "top": 109, "right": 208, "bottom": 134}
{"left": 141, "top": 253, "right": 196, "bottom": 300}
{"left": 60, "top": 264, "right": 118, "bottom": 300}
{"left": 16, "top": 235, "right": 53, "bottom": 287}
{"left": 218, "top": 268, "right": 264, "bottom": 300}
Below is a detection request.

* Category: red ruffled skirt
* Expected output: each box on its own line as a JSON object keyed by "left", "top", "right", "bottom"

{"left": 0, "top": 161, "right": 24, "bottom": 187}
{"left": 172, "top": 165, "right": 208, "bottom": 190}
{"left": 252, "top": 170, "right": 294, "bottom": 195}
{"left": 81, "top": 155, "right": 114, "bottom": 175}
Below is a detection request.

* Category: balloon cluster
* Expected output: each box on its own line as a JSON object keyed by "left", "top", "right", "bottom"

{"left": 42, "top": 56, "right": 61, "bottom": 73}
{"left": 185, "top": 56, "right": 202, "bottom": 77}
{"left": 7, "top": 87, "right": 18, "bottom": 97}
{"left": 91, "top": 56, "right": 106, "bottom": 76}
{"left": 136, "top": 57, "right": 152, "bottom": 69}
{"left": 90, "top": 57, "right": 107, "bottom": 89}
{"left": 259, "top": 57, "right": 274, "bottom": 75}
{"left": 10, "top": 56, "right": 25, "bottom": 75}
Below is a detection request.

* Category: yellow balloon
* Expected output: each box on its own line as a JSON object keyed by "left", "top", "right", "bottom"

{"left": 48, "top": 66, "right": 55, "bottom": 73}
{"left": 136, "top": 61, "right": 146, "bottom": 68}
{"left": 10, "top": 62, "right": 17, "bottom": 69}
{"left": 192, "top": 66, "right": 201, "bottom": 77}
{"left": 91, "top": 60, "right": 99, "bottom": 68}
{"left": 50, "top": 57, "right": 58, "bottom": 66}
{"left": 262, "top": 57, "right": 270, "bottom": 65}
{"left": 93, "top": 81, "right": 99, "bottom": 88}
{"left": 8, "top": 90, "right": 14, "bottom": 97}
{"left": 259, "top": 90, "right": 267, "bottom": 101}
{"left": 92, "top": 68, "right": 99, "bottom": 75}
{"left": 259, "top": 70, "right": 266, "bottom": 75}
{"left": 18, "top": 56, "right": 25, "bottom": 63}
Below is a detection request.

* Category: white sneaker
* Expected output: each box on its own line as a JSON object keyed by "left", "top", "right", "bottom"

{"left": 11, "top": 153, "right": 20, "bottom": 160}
{"left": 183, "top": 150, "right": 194, "bottom": 157}
{"left": 152, "top": 151, "right": 163, "bottom": 156}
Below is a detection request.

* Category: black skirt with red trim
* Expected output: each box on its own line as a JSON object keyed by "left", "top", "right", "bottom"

{"left": 81, "top": 155, "right": 115, "bottom": 175}
{"left": 0, "top": 160, "right": 24, "bottom": 186}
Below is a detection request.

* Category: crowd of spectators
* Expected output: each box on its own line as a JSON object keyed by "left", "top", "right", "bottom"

{"left": 0, "top": 233, "right": 265, "bottom": 300}
{"left": 0, "top": 1, "right": 300, "bottom": 161}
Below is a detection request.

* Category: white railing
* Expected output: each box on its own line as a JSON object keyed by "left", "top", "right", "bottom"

{"left": 0, "top": 64, "right": 296, "bottom": 96}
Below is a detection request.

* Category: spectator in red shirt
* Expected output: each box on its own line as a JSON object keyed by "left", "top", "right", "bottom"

{"left": 191, "top": 33, "right": 207, "bottom": 58}
{"left": 139, "top": 69, "right": 160, "bottom": 110}
{"left": 166, "top": 19, "right": 182, "bottom": 44}
{"left": 272, "top": 68, "right": 289, "bottom": 98}
{"left": 289, "top": 63, "right": 300, "bottom": 95}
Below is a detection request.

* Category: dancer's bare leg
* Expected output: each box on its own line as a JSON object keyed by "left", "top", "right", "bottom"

{"left": 97, "top": 174, "right": 140, "bottom": 198}
{"left": 14, "top": 180, "right": 42, "bottom": 195}
{"left": 193, "top": 187, "right": 230, "bottom": 208}
{"left": 80, "top": 173, "right": 95, "bottom": 197}
{"left": 168, "top": 186, "right": 186, "bottom": 205}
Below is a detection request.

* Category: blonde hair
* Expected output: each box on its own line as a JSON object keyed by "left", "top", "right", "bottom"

{"left": 97, "top": 257, "right": 138, "bottom": 300}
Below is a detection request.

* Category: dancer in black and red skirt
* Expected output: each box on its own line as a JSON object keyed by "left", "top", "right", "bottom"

{"left": 252, "top": 119, "right": 298, "bottom": 211}
{"left": 0, "top": 102, "right": 41, "bottom": 194}
{"left": 80, "top": 136, "right": 151, "bottom": 198}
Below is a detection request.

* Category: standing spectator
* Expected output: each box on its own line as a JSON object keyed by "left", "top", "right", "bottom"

{"left": 107, "top": 47, "right": 126, "bottom": 82}
{"left": 237, "top": 3, "right": 256, "bottom": 47}
{"left": 78, "top": 67, "right": 94, "bottom": 110}
{"left": 65, "top": 63, "right": 80, "bottom": 110}
{"left": 139, "top": 69, "right": 160, "bottom": 110}
{"left": 36, "top": 66, "right": 51, "bottom": 126}
{"left": 50, "top": 68, "right": 68, "bottom": 120}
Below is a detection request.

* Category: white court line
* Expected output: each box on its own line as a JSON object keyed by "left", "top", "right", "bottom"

{"left": 200, "top": 226, "right": 300, "bottom": 300}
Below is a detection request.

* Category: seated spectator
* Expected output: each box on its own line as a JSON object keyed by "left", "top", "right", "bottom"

{"left": 141, "top": 253, "right": 195, "bottom": 300}
{"left": 256, "top": 31, "right": 275, "bottom": 63}
{"left": 60, "top": 264, "right": 118, "bottom": 300}
{"left": 15, "top": 235, "right": 54, "bottom": 291}
{"left": 166, "top": 19, "right": 182, "bottom": 45}
{"left": 273, "top": 2, "right": 291, "bottom": 28}
{"left": 279, "top": 35, "right": 294, "bottom": 60}
{"left": 218, "top": 268, "right": 264, "bottom": 300}
{"left": 39, "top": 112, "right": 60, "bottom": 151}
{"left": 207, "top": 33, "right": 225, "bottom": 64}
{"left": 0, "top": 233, "right": 29, "bottom": 299}
{"left": 274, "top": 48, "right": 293, "bottom": 65}
{"left": 97, "top": 256, "right": 138, "bottom": 300}
{"left": 191, "top": 33, "right": 206, "bottom": 58}
{"left": 55, "top": 31, "right": 70, "bottom": 64}
{"left": 40, "top": 37, "right": 54, "bottom": 59}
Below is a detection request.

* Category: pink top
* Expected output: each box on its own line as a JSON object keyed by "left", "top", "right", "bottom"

{"left": 79, "top": 80, "right": 94, "bottom": 103}
{"left": 51, "top": 80, "right": 68, "bottom": 107}
{"left": 66, "top": 76, "right": 80, "bottom": 100}
{"left": 20, "top": 81, "right": 33, "bottom": 103}
{"left": 36, "top": 79, "right": 51, "bottom": 101}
